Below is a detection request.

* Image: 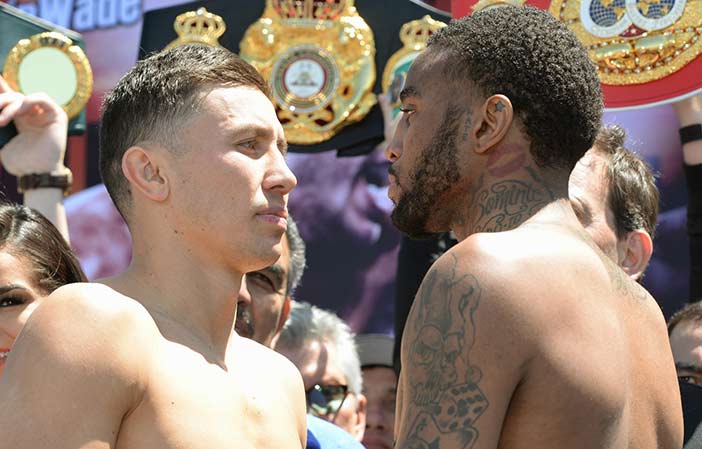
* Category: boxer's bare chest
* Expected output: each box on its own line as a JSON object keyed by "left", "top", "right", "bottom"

{"left": 114, "top": 339, "right": 301, "bottom": 449}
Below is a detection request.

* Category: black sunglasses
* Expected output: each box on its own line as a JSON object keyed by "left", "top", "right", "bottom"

{"left": 305, "top": 384, "right": 349, "bottom": 418}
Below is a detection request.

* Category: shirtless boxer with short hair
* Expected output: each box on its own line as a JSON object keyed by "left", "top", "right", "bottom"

{"left": 387, "top": 6, "right": 682, "bottom": 449}
{"left": 0, "top": 44, "right": 306, "bottom": 449}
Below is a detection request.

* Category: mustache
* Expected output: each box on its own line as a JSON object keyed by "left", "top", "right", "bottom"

{"left": 235, "top": 307, "right": 254, "bottom": 338}
{"left": 388, "top": 165, "right": 397, "bottom": 178}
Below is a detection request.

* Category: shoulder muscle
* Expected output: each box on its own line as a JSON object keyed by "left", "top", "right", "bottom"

{"left": 0, "top": 282, "right": 157, "bottom": 449}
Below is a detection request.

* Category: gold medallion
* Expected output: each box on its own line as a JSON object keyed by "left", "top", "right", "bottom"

{"left": 3, "top": 31, "right": 92, "bottom": 120}
{"left": 549, "top": 0, "right": 702, "bottom": 85}
{"left": 165, "top": 7, "right": 226, "bottom": 50}
{"left": 240, "top": 0, "right": 377, "bottom": 145}
{"left": 382, "top": 15, "right": 447, "bottom": 119}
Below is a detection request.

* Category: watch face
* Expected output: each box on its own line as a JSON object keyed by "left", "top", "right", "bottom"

{"left": 272, "top": 46, "right": 339, "bottom": 114}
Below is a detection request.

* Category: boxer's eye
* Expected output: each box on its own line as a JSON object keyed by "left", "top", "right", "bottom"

{"left": 238, "top": 139, "right": 257, "bottom": 150}
{"left": 399, "top": 107, "right": 414, "bottom": 124}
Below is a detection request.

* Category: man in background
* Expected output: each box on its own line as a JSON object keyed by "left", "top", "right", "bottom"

{"left": 236, "top": 218, "right": 364, "bottom": 449}
{"left": 569, "top": 125, "right": 659, "bottom": 281}
{"left": 235, "top": 217, "right": 305, "bottom": 348}
{"left": 356, "top": 333, "right": 397, "bottom": 449}
{"left": 276, "top": 301, "right": 368, "bottom": 442}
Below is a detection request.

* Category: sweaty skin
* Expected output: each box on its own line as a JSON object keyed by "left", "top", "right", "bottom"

{"left": 0, "top": 85, "right": 307, "bottom": 449}
{"left": 387, "top": 48, "right": 682, "bottom": 449}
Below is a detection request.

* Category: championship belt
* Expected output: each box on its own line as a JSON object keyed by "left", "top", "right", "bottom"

{"left": 239, "top": 0, "right": 377, "bottom": 145}
{"left": 4, "top": 31, "right": 92, "bottom": 122}
{"left": 549, "top": 0, "right": 702, "bottom": 108}
{"left": 382, "top": 15, "right": 447, "bottom": 120}
{"left": 452, "top": 0, "right": 702, "bottom": 109}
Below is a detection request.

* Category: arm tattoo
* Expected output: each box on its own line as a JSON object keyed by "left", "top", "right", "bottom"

{"left": 404, "top": 255, "right": 488, "bottom": 449}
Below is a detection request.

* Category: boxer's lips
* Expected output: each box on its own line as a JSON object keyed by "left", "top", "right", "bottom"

{"left": 487, "top": 146, "right": 527, "bottom": 178}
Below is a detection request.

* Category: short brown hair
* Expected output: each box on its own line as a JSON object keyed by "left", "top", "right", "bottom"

{"left": 0, "top": 202, "right": 87, "bottom": 293}
{"left": 99, "top": 44, "right": 270, "bottom": 219}
{"left": 594, "top": 125, "right": 659, "bottom": 239}
{"left": 668, "top": 301, "right": 702, "bottom": 335}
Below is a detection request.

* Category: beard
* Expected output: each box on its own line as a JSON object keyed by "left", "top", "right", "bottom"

{"left": 391, "top": 105, "right": 462, "bottom": 239}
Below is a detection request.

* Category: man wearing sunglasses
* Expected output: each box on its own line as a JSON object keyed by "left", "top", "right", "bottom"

{"left": 276, "top": 301, "right": 368, "bottom": 442}
{"left": 236, "top": 219, "right": 364, "bottom": 449}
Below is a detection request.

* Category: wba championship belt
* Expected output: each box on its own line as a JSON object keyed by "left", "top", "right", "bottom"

{"left": 239, "top": 0, "right": 377, "bottom": 145}
{"left": 452, "top": 0, "right": 702, "bottom": 109}
{"left": 382, "top": 15, "right": 447, "bottom": 120}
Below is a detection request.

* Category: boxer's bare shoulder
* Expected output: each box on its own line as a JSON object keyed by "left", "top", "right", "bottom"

{"left": 0, "top": 282, "right": 155, "bottom": 449}
{"left": 0, "top": 282, "right": 307, "bottom": 449}
{"left": 396, "top": 227, "right": 681, "bottom": 449}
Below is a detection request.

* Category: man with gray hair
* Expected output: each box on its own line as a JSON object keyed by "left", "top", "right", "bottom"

{"left": 276, "top": 301, "right": 368, "bottom": 442}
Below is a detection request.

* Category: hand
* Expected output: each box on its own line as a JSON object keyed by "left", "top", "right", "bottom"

{"left": 0, "top": 75, "right": 68, "bottom": 176}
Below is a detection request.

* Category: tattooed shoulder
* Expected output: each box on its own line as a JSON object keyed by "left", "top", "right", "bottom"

{"left": 403, "top": 254, "right": 489, "bottom": 449}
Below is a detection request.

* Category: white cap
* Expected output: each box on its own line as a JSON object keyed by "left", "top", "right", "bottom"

{"left": 355, "top": 333, "right": 394, "bottom": 368}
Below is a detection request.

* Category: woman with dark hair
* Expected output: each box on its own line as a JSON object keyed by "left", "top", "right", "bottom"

{"left": 0, "top": 76, "right": 87, "bottom": 375}
{"left": 0, "top": 203, "right": 86, "bottom": 375}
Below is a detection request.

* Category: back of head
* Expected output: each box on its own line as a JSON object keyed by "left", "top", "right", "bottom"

{"left": 0, "top": 202, "right": 86, "bottom": 293}
{"left": 594, "top": 125, "right": 659, "bottom": 239}
{"left": 668, "top": 301, "right": 702, "bottom": 335}
{"left": 277, "top": 301, "right": 363, "bottom": 394}
{"left": 428, "top": 6, "right": 603, "bottom": 170}
{"left": 99, "top": 44, "right": 270, "bottom": 221}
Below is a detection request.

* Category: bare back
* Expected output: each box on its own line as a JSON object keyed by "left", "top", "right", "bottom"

{"left": 395, "top": 223, "right": 682, "bottom": 449}
{"left": 0, "top": 283, "right": 306, "bottom": 449}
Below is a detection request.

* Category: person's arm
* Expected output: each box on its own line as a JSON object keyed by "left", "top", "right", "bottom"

{"left": 673, "top": 94, "right": 702, "bottom": 166}
{"left": 395, "top": 248, "right": 531, "bottom": 449}
{"left": 0, "top": 283, "right": 151, "bottom": 448}
{"left": 672, "top": 94, "right": 702, "bottom": 300}
{"left": 0, "top": 75, "right": 71, "bottom": 241}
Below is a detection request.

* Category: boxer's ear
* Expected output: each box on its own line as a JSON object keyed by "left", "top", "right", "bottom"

{"left": 122, "top": 145, "right": 170, "bottom": 203}
{"left": 473, "top": 94, "right": 513, "bottom": 155}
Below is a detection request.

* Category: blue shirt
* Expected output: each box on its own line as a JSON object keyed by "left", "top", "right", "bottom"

{"left": 306, "top": 415, "right": 365, "bottom": 449}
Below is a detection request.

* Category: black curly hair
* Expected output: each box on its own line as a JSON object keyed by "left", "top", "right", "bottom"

{"left": 428, "top": 6, "right": 603, "bottom": 170}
